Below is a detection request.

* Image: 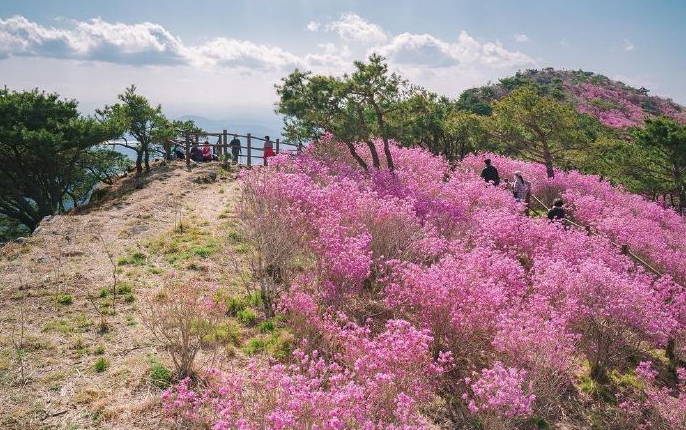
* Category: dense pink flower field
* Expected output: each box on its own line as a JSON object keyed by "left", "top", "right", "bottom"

{"left": 164, "top": 138, "right": 686, "bottom": 429}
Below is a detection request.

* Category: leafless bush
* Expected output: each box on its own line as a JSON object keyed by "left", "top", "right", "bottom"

{"left": 236, "top": 171, "right": 304, "bottom": 317}
{"left": 141, "top": 279, "right": 221, "bottom": 379}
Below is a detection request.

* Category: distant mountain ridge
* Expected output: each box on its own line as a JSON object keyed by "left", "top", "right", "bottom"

{"left": 458, "top": 68, "right": 686, "bottom": 128}
{"left": 176, "top": 115, "right": 283, "bottom": 141}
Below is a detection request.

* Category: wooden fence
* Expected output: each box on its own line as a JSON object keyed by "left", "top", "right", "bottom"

{"left": 168, "top": 131, "right": 303, "bottom": 169}
{"left": 529, "top": 193, "right": 665, "bottom": 278}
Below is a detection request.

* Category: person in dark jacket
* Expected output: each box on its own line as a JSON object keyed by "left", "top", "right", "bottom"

{"left": 190, "top": 144, "right": 203, "bottom": 162}
{"left": 547, "top": 198, "right": 565, "bottom": 221}
{"left": 229, "top": 135, "right": 241, "bottom": 164}
{"left": 480, "top": 159, "right": 500, "bottom": 186}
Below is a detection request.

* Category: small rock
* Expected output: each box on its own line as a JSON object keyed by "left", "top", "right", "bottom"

{"left": 192, "top": 171, "right": 217, "bottom": 184}
{"left": 43, "top": 215, "right": 53, "bottom": 223}
{"left": 33, "top": 226, "right": 43, "bottom": 235}
{"left": 15, "top": 237, "right": 25, "bottom": 244}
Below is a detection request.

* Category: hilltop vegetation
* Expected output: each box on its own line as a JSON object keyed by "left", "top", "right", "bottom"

{"left": 278, "top": 58, "right": 686, "bottom": 212}
{"left": 160, "top": 137, "right": 686, "bottom": 429}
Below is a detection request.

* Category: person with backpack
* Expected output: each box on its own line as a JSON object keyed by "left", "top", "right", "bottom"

{"left": 480, "top": 158, "right": 500, "bottom": 186}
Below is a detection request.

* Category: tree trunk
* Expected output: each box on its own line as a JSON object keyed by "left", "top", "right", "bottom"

{"left": 346, "top": 141, "right": 369, "bottom": 171}
{"left": 541, "top": 137, "right": 555, "bottom": 179}
{"left": 144, "top": 144, "right": 150, "bottom": 173}
{"left": 365, "top": 141, "right": 381, "bottom": 169}
{"left": 372, "top": 103, "right": 394, "bottom": 172}
{"left": 135, "top": 150, "right": 143, "bottom": 175}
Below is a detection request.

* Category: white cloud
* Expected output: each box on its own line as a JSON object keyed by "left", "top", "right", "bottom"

{"left": 623, "top": 39, "right": 635, "bottom": 52}
{"left": 0, "top": 13, "right": 541, "bottom": 112}
{"left": 559, "top": 38, "right": 568, "bottom": 47}
{"left": 0, "top": 15, "right": 187, "bottom": 65}
{"left": 0, "top": 14, "right": 303, "bottom": 71}
{"left": 514, "top": 33, "right": 529, "bottom": 42}
{"left": 306, "top": 21, "right": 319, "bottom": 32}
{"left": 321, "top": 13, "right": 388, "bottom": 43}
{"left": 372, "top": 30, "right": 536, "bottom": 69}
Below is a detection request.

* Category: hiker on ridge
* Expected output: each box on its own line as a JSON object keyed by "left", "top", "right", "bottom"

{"left": 480, "top": 158, "right": 500, "bottom": 186}
{"left": 229, "top": 134, "right": 241, "bottom": 164}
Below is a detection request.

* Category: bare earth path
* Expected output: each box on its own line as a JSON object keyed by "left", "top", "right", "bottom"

{"left": 0, "top": 161, "right": 241, "bottom": 430}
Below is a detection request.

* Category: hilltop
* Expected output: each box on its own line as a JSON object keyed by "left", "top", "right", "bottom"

{"left": 458, "top": 68, "right": 686, "bottom": 128}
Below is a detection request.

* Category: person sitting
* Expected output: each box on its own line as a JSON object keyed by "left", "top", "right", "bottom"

{"left": 202, "top": 141, "right": 213, "bottom": 162}
{"left": 547, "top": 198, "right": 566, "bottom": 221}
{"left": 480, "top": 158, "right": 500, "bottom": 185}
{"left": 190, "top": 144, "right": 203, "bottom": 162}
{"left": 173, "top": 144, "right": 185, "bottom": 160}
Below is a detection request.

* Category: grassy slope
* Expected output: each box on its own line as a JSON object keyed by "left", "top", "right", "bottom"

{"left": 0, "top": 161, "right": 278, "bottom": 430}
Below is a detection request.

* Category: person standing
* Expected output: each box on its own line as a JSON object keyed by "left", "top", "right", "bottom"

{"left": 480, "top": 158, "right": 500, "bottom": 185}
{"left": 229, "top": 134, "right": 241, "bottom": 164}
{"left": 513, "top": 171, "right": 532, "bottom": 215}
{"left": 263, "top": 136, "right": 275, "bottom": 166}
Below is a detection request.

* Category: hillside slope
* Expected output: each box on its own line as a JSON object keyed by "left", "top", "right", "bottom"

{"left": 0, "top": 161, "right": 242, "bottom": 430}
{"left": 458, "top": 68, "right": 686, "bottom": 128}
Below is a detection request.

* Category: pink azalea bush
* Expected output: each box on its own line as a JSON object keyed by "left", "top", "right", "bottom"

{"left": 162, "top": 137, "right": 686, "bottom": 429}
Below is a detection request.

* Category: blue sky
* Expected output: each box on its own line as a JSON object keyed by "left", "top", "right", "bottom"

{"left": 1, "top": 0, "right": 684, "bottom": 123}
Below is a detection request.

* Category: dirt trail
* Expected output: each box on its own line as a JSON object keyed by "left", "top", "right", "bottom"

{"left": 0, "top": 161, "right": 241, "bottom": 430}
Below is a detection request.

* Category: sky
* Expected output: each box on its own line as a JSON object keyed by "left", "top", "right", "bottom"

{"left": 1, "top": 0, "right": 685, "bottom": 126}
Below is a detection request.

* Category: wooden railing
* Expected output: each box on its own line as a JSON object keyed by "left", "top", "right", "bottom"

{"left": 529, "top": 193, "right": 665, "bottom": 277}
{"left": 170, "top": 130, "right": 303, "bottom": 169}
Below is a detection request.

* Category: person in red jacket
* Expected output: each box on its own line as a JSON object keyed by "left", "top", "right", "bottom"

{"left": 263, "top": 136, "right": 275, "bottom": 166}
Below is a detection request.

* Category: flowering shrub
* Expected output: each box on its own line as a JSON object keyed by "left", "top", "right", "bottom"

{"left": 162, "top": 320, "right": 451, "bottom": 430}
{"left": 161, "top": 138, "right": 686, "bottom": 428}
{"left": 463, "top": 361, "right": 535, "bottom": 429}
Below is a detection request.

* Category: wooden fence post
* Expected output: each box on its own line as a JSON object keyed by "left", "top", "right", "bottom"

{"left": 298, "top": 142, "right": 302, "bottom": 155}
{"left": 621, "top": 244, "right": 629, "bottom": 255}
{"left": 185, "top": 132, "right": 191, "bottom": 170}
{"left": 247, "top": 133, "right": 252, "bottom": 167}
{"left": 275, "top": 138, "right": 280, "bottom": 154}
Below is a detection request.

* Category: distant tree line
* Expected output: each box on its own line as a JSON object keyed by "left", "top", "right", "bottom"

{"left": 276, "top": 56, "right": 686, "bottom": 213}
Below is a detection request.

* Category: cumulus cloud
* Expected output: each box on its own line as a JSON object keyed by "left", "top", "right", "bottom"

{"left": 0, "top": 15, "right": 187, "bottom": 65}
{"left": 317, "top": 13, "right": 388, "bottom": 43}
{"left": 0, "top": 14, "right": 302, "bottom": 70}
{"left": 514, "top": 33, "right": 529, "bottom": 42}
{"left": 0, "top": 13, "right": 536, "bottom": 83}
{"left": 623, "top": 39, "right": 635, "bottom": 52}
{"left": 372, "top": 30, "right": 535, "bottom": 69}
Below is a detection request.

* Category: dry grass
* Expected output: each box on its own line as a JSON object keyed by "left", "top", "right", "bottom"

{"left": 0, "top": 161, "right": 275, "bottom": 430}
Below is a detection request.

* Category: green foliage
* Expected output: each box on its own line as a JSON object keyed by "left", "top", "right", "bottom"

{"left": 94, "top": 345, "right": 105, "bottom": 355}
{"left": 258, "top": 320, "right": 276, "bottom": 333}
{"left": 276, "top": 54, "right": 403, "bottom": 171}
{"left": 149, "top": 362, "right": 172, "bottom": 388}
{"left": 98, "top": 288, "right": 108, "bottom": 298}
{"left": 633, "top": 116, "right": 686, "bottom": 211}
{"left": 237, "top": 308, "right": 257, "bottom": 326}
{"left": 0, "top": 88, "right": 120, "bottom": 230}
{"left": 96, "top": 85, "right": 173, "bottom": 174}
{"left": 56, "top": 295, "right": 73, "bottom": 305}
{"left": 93, "top": 358, "right": 110, "bottom": 373}
{"left": 488, "top": 86, "right": 599, "bottom": 178}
